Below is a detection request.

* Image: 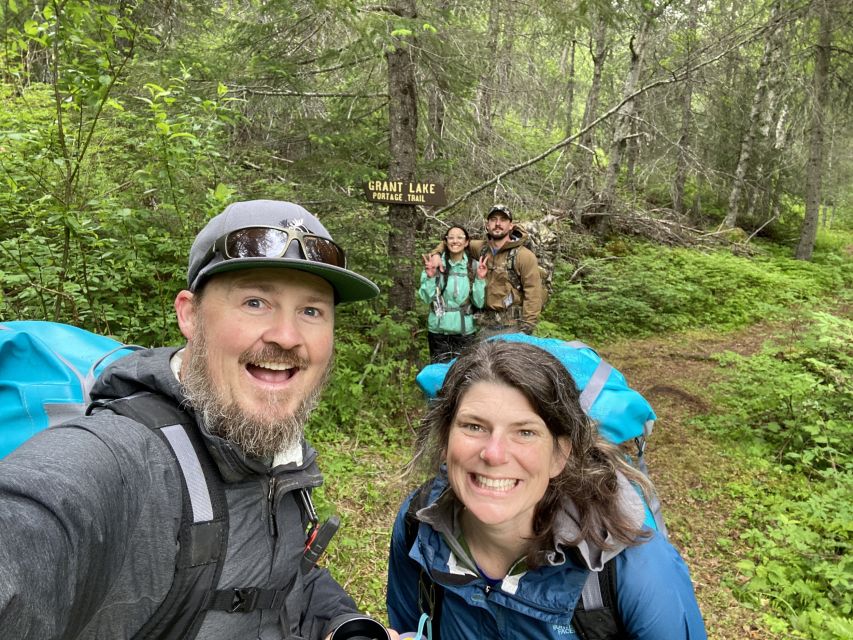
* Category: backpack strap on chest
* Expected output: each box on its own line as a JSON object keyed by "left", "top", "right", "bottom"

{"left": 571, "top": 560, "right": 626, "bottom": 640}
{"left": 405, "top": 479, "right": 444, "bottom": 640}
{"left": 89, "top": 393, "right": 228, "bottom": 640}
{"left": 505, "top": 247, "right": 523, "bottom": 294}
{"left": 480, "top": 244, "right": 523, "bottom": 295}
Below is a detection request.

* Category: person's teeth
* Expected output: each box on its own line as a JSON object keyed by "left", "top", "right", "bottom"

{"left": 254, "top": 362, "right": 294, "bottom": 371}
{"left": 476, "top": 476, "right": 515, "bottom": 490}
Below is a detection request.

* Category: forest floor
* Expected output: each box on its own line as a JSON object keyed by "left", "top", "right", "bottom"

{"left": 600, "top": 318, "right": 805, "bottom": 639}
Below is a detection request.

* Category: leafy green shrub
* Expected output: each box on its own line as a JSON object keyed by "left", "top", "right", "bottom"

{"left": 542, "top": 242, "right": 849, "bottom": 343}
{"left": 308, "top": 311, "right": 422, "bottom": 447}
{"left": 708, "top": 312, "right": 851, "bottom": 475}
{"left": 701, "top": 311, "right": 852, "bottom": 638}
{"left": 0, "top": 74, "right": 240, "bottom": 346}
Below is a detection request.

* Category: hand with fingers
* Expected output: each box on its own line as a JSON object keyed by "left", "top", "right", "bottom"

{"left": 476, "top": 255, "right": 488, "bottom": 279}
{"left": 422, "top": 254, "right": 437, "bottom": 278}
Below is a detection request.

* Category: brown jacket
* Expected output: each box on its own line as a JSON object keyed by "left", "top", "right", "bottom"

{"left": 433, "top": 227, "right": 543, "bottom": 327}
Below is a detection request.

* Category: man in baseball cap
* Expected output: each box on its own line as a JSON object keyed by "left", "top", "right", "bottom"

{"left": 187, "top": 199, "right": 379, "bottom": 302}
{"left": 0, "top": 200, "right": 396, "bottom": 640}
{"left": 486, "top": 203, "right": 512, "bottom": 221}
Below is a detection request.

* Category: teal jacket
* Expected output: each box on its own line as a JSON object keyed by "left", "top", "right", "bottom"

{"left": 418, "top": 254, "right": 485, "bottom": 336}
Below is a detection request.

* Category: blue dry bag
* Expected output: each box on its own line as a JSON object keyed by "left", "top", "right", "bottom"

{"left": 0, "top": 321, "right": 138, "bottom": 458}
{"left": 416, "top": 333, "right": 656, "bottom": 444}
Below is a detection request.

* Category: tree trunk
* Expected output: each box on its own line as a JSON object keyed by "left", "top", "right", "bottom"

{"left": 477, "top": 0, "right": 501, "bottom": 147}
{"left": 722, "top": 1, "right": 783, "bottom": 229}
{"left": 386, "top": 0, "right": 420, "bottom": 314}
{"left": 795, "top": 0, "right": 831, "bottom": 260}
{"left": 599, "top": 9, "right": 656, "bottom": 231}
{"left": 624, "top": 93, "right": 643, "bottom": 197}
{"left": 673, "top": 1, "right": 698, "bottom": 215}
{"left": 569, "top": 11, "right": 608, "bottom": 223}
{"left": 564, "top": 31, "right": 577, "bottom": 138}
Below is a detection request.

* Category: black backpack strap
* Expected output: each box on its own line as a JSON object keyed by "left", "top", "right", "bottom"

{"left": 403, "top": 478, "right": 436, "bottom": 547}
{"left": 571, "top": 559, "right": 626, "bottom": 640}
{"left": 203, "top": 489, "right": 337, "bottom": 616}
{"left": 404, "top": 479, "right": 443, "bottom": 640}
{"left": 91, "top": 393, "right": 229, "bottom": 640}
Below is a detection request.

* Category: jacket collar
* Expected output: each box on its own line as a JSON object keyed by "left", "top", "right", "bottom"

{"left": 416, "top": 468, "right": 645, "bottom": 572}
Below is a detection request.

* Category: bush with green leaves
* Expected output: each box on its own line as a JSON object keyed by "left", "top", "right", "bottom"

{"left": 702, "top": 311, "right": 852, "bottom": 639}
{"left": 0, "top": 73, "right": 241, "bottom": 345}
{"left": 543, "top": 241, "right": 850, "bottom": 343}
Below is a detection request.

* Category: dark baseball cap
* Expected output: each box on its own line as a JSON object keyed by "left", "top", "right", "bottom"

{"left": 187, "top": 200, "right": 379, "bottom": 304}
{"left": 487, "top": 203, "right": 512, "bottom": 220}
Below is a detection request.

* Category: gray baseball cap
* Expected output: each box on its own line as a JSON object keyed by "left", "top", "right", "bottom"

{"left": 187, "top": 200, "right": 379, "bottom": 303}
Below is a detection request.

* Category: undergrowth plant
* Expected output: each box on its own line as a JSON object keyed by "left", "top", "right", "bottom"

{"left": 543, "top": 241, "right": 851, "bottom": 343}
{"left": 701, "top": 311, "right": 852, "bottom": 639}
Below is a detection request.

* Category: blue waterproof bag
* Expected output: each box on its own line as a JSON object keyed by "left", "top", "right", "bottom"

{"left": 416, "top": 333, "right": 657, "bottom": 445}
{"left": 0, "top": 321, "right": 138, "bottom": 458}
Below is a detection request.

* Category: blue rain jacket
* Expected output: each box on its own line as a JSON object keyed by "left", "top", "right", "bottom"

{"left": 387, "top": 477, "right": 707, "bottom": 640}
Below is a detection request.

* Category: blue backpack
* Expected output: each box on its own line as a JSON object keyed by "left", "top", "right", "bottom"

{"left": 415, "top": 332, "right": 666, "bottom": 534}
{"left": 0, "top": 321, "right": 139, "bottom": 459}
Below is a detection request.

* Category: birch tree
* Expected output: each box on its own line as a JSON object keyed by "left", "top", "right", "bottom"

{"left": 722, "top": 1, "right": 786, "bottom": 230}
{"left": 568, "top": 6, "right": 609, "bottom": 222}
{"left": 672, "top": 0, "right": 699, "bottom": 215}
{"left": 599, "top": 1, "right": 662, "bottom": 224}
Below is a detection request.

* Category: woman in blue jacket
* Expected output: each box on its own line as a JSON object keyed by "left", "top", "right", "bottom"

{"left": 418, "top": 225, "right": 487, "bottom": 363}
{"left": 387, "top": 339, "right": 707, "bottom": 639}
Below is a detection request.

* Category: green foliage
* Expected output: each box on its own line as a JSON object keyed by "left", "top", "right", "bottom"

{"left": 308, "top": 311, "right": 422, "bottom": 446}
{"left": 542, "top": 241, "right": 850, "bottom": 343}
{"left": 707, "top": 311, "right": 852, "bottom": 474}
{"left": 701, "top": 312, "right": 852, "bottom": 638}
{"left": 0, "top": 12, "right": 241, "bottom": 345}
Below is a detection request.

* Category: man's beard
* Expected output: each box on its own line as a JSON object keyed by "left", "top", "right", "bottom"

{"left": 181, "top": 321, "right": 332, "bottom": 460}
{"left": 487, "top": 228, "right": 509, "bottom": 241}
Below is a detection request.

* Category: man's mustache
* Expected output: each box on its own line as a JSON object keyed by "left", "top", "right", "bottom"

{"left": 238, "top": 344, "right": 309, "bottom": 369}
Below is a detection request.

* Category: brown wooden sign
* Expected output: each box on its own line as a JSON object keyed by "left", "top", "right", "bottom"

{"left": 363, "top": 180, "right": 446, "bottom": 206}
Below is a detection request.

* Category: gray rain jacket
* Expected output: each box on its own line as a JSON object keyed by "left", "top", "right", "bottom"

{"left": 0, "top": 347, "right": 361, "bottom": 639}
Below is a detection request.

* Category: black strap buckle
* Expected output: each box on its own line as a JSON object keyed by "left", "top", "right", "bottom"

{"left": 230, "top": 588, "right": 259, "bottom": 613}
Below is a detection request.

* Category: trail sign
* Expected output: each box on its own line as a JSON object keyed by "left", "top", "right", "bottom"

{"left": 363, "top": 180, "right": 446, "bottom": 206}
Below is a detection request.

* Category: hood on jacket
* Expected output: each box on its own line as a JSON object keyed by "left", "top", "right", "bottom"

{"left": 549, "top": 473, "right": 647, "bottom": 571}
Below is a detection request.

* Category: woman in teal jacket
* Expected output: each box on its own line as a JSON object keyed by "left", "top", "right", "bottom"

{"left": 387, "top": 339, "right": 707, "bottom": 639}
{"left": 418, "top": 225, "right": 487, "bottom": 363}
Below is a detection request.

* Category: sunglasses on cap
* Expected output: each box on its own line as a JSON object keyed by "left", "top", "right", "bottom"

{"left": 212, "top": 225, "right": 347, "bottom": 269}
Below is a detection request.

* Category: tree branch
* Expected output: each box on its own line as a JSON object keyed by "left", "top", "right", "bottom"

{"left": 432, "top": 24, "right": 772, "bottom": 216}
{"left": 228, "top": 84, "right": 387, "bottom": 98}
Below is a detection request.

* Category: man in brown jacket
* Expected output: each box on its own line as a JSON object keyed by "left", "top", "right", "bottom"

{"left": 428, "top": 204, "right": 543, "bottom": 334}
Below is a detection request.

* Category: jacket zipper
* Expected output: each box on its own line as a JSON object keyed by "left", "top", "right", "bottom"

{"left": 267, "top": 476, "right": 278, "bottom": 537}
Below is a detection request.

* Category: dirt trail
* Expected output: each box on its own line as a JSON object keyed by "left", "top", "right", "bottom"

{"left": 599, "top": 322, "right": 797, "bottom": 640}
